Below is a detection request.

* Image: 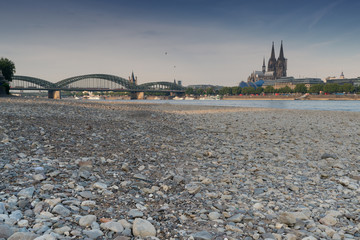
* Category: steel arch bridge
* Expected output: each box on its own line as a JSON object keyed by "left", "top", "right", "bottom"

{"left": 12, "top": 75, "right": 57, "bottom": 88}
{"left": 11, "top": 74, "right": 185, "bottom": 91}
{"left": 56, "top": 74, "right": 136, "bottom": 89}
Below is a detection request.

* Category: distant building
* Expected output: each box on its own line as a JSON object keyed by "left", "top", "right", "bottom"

{"left": 248, "top": 41, "right": 287, "bottom": 82}
{"left": 129, "top": 72, "right": 137, "bottom": 85}
{"left": 326, "top": 72, "right": 360, "bottom": 86}
{"left": 187, "top": 84, "right": 223, "bottom": 90}
{"left": 263, "top": 77, "right": 324, "bottom": 89}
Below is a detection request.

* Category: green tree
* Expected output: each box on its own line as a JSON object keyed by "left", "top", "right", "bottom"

{"left": 255, "top": 87, "right": 264, "bottom": 94}
{"left": 219, "top": 87, "right": 231, "bottom": 96}
{"left": 231, "top": 86, "right": 242, "bottom": 95}
{"left": 206, "top": 87, "right": 215, "bottom": 95}
{"left": 195, "top": 88, "right": 205, "bottom": 96}
{"left": 340, "top": 83, "right": 355, "bottom": 93}
{"left": 242, "top": 87, "right": 255, "bottom": 95}
{"left": 308, "top": 84, "right": 324, "bottom": 94}
{"left": 294, "top": 84, "right": 307, "bottom": 93}
{"left": 323, "top": 83, "right": 340, "bottom": 94}
{"left": 278, "top": 86, "right": 293, "bottom": 93}
{"left": 185, "top": 87, "right": 194, "bottom": 95}
{"left": 264, "top": 85, "right": 275, "bottom": 94}
{"left": 0, "top": 58, "right": 16, "bottom": 81}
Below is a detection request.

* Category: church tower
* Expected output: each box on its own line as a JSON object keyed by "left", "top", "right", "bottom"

{"left": 262, "top": 57, "right": 266, "bottom": 74}
{"left": 267, "top": 42, "right": 277, "bottom": 74}
{"left": 275, "top": 41, "right": 287, "bottom": 78}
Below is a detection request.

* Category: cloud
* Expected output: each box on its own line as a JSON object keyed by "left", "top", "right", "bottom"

{"left": 308, "top": 0, "right": 343, "bottom": 30}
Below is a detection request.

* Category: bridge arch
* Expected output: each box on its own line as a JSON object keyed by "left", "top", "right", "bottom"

{"left": 56, "top": 74, "right": 136, "bottom": 89}
{"left": 12, "top": 76, "right": 57, "bottom": 88}
{"left": 138, "top": 81, "right": 184, "bottom": 90}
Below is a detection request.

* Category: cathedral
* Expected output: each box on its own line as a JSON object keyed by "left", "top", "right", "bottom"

{"left": 248, "top": 41, "right": 287, "bottom": 82}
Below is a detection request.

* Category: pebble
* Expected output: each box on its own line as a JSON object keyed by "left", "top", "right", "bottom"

{"left": 132, "top": 218, "right": 156, "bottom": 237}
{"left": 1, "top": 98, "right": 359, "bottom": 239}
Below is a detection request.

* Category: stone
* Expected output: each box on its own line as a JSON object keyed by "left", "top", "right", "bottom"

{"left": 52, "top": 204, "right": 71, "bottom": 217}
{"left": 33, "top": 234, "right": 56, "bottom": 240}
{"left": 185, "top": 182, "right": 201, "bottom": 194}
{"left": 79, "top": 214, "right": 97, "bottom": 227}
{"left": 192, "top": 231, "right": 213, "bottom": 240}
{"left": 54, "top": 226, "right": 71, "bottom": 234}
{"left": 319, "top": 214, "right": 337, "bottom": 226}
{"left": 279, "top": 212, "right": 309, "bottom": 225}
{"left": 93, "top": 182, "right": 107, "bottom": 190}
{"left": 83, "top": 229, "right": 104, "bottom": 239}
{"left": 18, "top": 219, "right": 29, "bottom": 227}
{"left": 0, "top": 202, "right": 6, "bottom": 214}
{"left": 8, "top": 232, "right": 38, "bottom": 240}
{"left": 0, "top": 224, "right": 14, "bottom": 238}
{"left": 100, "top": 221, "right": 124, "bottom": 232}
{"left": 132, "top": 218, "right": 156, "bottom": 237}
{"left": 228, "top": 213, "right": 244, "bottom": 223}
{"left": 128, "top": 209, "right": 144, "bottom": 218}
{"left": 18, "top": 186, "right": 35, "bottom": 198}
{"left": 208, "top": 211, "right": 221, "bottom": 220}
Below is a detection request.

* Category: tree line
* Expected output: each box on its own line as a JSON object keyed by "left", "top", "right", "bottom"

{"left": 185, "top": 83, "right": 360, "bottom": 96}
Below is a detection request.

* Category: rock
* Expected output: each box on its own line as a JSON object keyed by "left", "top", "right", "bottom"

{"left": 33, "top": 234, "right": 56, "bottom": 240}
{"left": 0, "top": 202, "right": 6, "bottom": 214}
{"left": 83, "top": 229, "right": 104, "bottom": 239}
{"left": 128, "top": 209, "right": 144, "bottom": 218}
{"left": 52, "top": 204, "right": 71, "bottom": 217}
{"left": 228, "top": 213, "right": 244, "bottom": 223}
{"left": 93, "top": 182, "right": 107, "bottom": 190}
{"left": 79, "top": 215, "right": 97, "bottom": 227}
{"left": 100, "top": 221, "right": 124, "bottom": 232}
{"left": 54, "top": 226, "right": 71, "bottom": 234}
{"left": 185, "top": 182, "right": 201, "bottom": 194}
{"left": 321, "top": 153, "right": 337, "bottom": 159}
{"left": 279, "top": 212, "right": 309, "bottom": 225}
{"left": 319, "top": 214, "right": 337, "bottom": 226}
{"left": 192, "top": 231, "right": 213, "bottom": 240}
{"left": 18, "top": 219, "right": 29, "bottom": 227}
{"left": 0, "top": 224, "right": 14, "bottom": 238}
{"left": 132, "top": 218, "right": 156, "bottom": 237}
{"left": 17, "top": 186, "right": 35, "bottom": 198}
{"left": 208, "top": 211, "right": 221, "bottom": 220}
{"left": 8, "top": 232, "right": 38, "bottom": 240}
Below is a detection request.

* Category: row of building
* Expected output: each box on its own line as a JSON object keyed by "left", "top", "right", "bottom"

{"left": 242, "top": 42, "right": 360, "bottom": 90}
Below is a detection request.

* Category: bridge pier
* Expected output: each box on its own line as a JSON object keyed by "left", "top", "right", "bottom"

{"left": 48, "top": 90, "right": 61, "bottom": 99}
{"left": 130, "top": 92, "right": 144, "bottom": 100}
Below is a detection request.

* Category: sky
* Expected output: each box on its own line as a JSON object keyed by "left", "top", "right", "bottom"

{"left": 1, "top": 0, "right": 360, "bottom": 86}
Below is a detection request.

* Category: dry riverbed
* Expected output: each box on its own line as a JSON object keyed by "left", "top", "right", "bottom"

{"left": 0, "top": 98, "right": 360, "bottom": 240}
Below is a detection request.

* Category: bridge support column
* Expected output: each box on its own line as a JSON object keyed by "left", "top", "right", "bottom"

{"left": 130, "top": 92, "right": 144, "bottom": 100}
{"left": 48, "top": 90, "right": 61, "bottom": 99}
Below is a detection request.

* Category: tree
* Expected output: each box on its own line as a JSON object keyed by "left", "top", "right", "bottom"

{"left": 294, "top": 84, "right": 307, "bottom": 93}
{"left": 195, "top": 88, "right": 205, "bottom": 96}
{"left": 219, "top": 87, "right": 232, "bottom": 96}
{"left": 340, "top": 83, "right": 355, "bottom": 93}
{"left": 264, "top": 85, "right": 275, "bottom": 94}
{"left": 323, "top": 83, "right": 339, "bottom": 94}
{"left": 206, "top": 87, "right": 215, "bottom": 95}
{"left": 278, "top": 86, "right": 292, "bottom": 93}
{"left": 242, "top": 87, "right": 255, "bottom": 95}
{"left": 231, "top": 86, "right": 242, "bottom": 95}
{"left": 308, "top": 84, "right": 324, "bottom": 94}
{"left": 185, "top": 87, "right": 194, "bottom": 95}
{"left": 0, "top": 58, "right": 16, "bottom": 81}
{"left": 255, "top": 87, "right": 264, "bottom": 94}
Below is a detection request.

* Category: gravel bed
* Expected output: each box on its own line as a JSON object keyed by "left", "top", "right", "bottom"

{"left": 0, "top": 98, "right": 359, "bottom": 240}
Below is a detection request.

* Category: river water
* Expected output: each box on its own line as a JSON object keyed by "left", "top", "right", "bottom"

{"left": 108, "top": 99, "right": 360, "bottom": 112}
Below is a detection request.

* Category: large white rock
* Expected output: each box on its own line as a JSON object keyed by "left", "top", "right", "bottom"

{"left": 132, "top": 218, "right": 156, "bottom": 237}
{"left": 79, "top": 215, "right": 97, "bottom": 227}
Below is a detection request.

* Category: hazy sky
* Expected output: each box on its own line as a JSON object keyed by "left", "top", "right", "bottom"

{"left": 1, "top": 0, "right": 360, "bottom": 86}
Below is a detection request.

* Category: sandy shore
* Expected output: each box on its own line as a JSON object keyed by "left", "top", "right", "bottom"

{"left": 1, "top": 98, "right": 360, "bottom": 239}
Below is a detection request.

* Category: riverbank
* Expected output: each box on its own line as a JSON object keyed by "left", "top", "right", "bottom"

{"left": 1, "top": 98, "right": 359, "bottom": 239}
{"left": 223, "top": 94, "right": 360, "bottom": 101}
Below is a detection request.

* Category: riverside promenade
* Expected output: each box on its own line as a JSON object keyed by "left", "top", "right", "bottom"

{"left": 0, "top": 98, "right": 359, "bottom": 239}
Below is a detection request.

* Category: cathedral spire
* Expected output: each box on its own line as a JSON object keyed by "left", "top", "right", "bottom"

{"left": 262, "top": 57, "right": 266, "bottom": 73}
{"left": 278, "top": 40, "right": 285, "bottom": 60}
{"left": 270, "top": 42, "right": 276, "bottom": 60}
